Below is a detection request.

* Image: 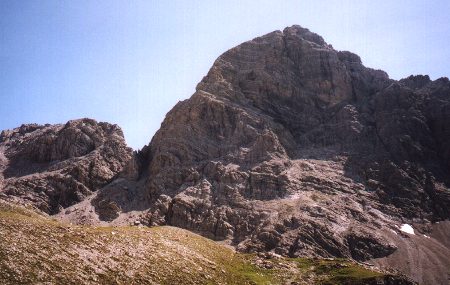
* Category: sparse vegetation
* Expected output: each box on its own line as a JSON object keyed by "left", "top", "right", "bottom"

{"left": 292, "top": 258, "right": 385, "bottom": 284}
{"left": 0, "top": 202, "right": 409, "bottom": 284}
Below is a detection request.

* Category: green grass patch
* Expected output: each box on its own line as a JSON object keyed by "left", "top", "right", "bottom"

{"left": 0, "top": 202, "right": 396, "bottom": 285}
{"left": 289, "top": 258, "right": 385, "bottom": 285}
{"left": 224, "top": 255, "right": 275, "bottom": 285}
{"left": 322, "top": 265, "right": 383, "bottom": 285}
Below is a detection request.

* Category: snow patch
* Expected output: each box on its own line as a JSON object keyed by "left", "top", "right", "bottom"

{"left": 423, "top": 234, "right": 430, "bottom": 239}
{"left": 389, "top": 229, "right": 398, "bottom": 235}
{"left": 399, "top": 224, "right": 415, "bottom": 235}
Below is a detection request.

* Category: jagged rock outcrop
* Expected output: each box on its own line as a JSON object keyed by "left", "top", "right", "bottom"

{"left": 136, "top": 24, "right": 448, "bottom": 241}
{"left": 1, "top": 25, "right": 449, "bottom": 284}
{"left": 124, "top": 26, "right": 448, "bottom": 284}
{"left": 0, "top": 118, "right": 132, "bottom": 214}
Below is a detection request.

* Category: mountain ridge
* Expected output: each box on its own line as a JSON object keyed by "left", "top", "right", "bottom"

{"left": 1, "top": 25, "right": 449, "bottom": 284}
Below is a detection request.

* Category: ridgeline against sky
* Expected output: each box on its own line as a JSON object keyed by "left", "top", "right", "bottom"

{"left": 1, "top": 0, "right": 449, "bottom": 149}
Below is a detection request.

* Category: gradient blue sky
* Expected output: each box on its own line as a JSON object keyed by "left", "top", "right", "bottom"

{"left": 1, "top": 1, "right": 449, "bottom": 149}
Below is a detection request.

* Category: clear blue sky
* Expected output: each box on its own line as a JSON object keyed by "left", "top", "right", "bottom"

{"left": 1, "top": 1, "right": 449, "bottom": 149}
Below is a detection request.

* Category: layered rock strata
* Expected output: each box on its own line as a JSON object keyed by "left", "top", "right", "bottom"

{"left": 0, "top": 118, "right": 132, "bottom": 214}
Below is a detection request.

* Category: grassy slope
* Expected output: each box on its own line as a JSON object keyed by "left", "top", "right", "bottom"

{"left": 0, "top": 202, "right": 408, "bottom": 285}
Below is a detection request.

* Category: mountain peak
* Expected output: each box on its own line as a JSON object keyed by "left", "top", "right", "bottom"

{"left": 1, "top": 25, "right": 449, "bottom": 285}
{"left": 283, "top": 25, "right": 326, "bottom": 45}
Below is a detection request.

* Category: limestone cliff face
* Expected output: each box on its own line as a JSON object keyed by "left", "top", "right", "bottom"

{"left": 1, "top": 25, "right": 449, "bottom": 285}
{"left": 142, "top": 25, "right": 449, "bottom": 233}
{"left": 130, "top": 26, "right": 450, "bottom": 284}
{"left": 0, "top": 118, "right": 132, "bottom": 214}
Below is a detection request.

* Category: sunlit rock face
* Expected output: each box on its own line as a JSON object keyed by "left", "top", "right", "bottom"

{"left": 1, "top": 25, "right": 449, "bottom": 285}
{"left": 132, "top": 25, "right": 450, "bottom": 284}
{"left": 0, "top": 118, "right": 133, "bottom": 214}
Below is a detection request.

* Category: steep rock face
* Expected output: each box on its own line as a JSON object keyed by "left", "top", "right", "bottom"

{"left": 0, "top": 118, "right": 133, "bottom": 214}
{"left": 3, "top": 25, "right": 448, "bottom": 285}
{"left": 140, "top": 25, "right": 449, "bottom": 235}
{"left": 122, "top": 26, "right": 450, "bottom": 283}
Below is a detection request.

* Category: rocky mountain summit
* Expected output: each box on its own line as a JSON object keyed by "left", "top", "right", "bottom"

{"left": 1, "top": 25, "right": 449, "bottom": 284}
{"left": 0, "top": 118, "right": 132, "bottom": 214}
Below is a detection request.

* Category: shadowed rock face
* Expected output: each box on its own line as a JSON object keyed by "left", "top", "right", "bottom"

{"left": 140, "top": 25, "right": 449, "bottom": 235}
{"left": 1, "top": 25, "right": 449, "bottom": 284}
{"left": 127, "top": 26, "right": 449, "bottom": 283}
{"left": 0, "top": 118, "right": 133, "bottom": 214}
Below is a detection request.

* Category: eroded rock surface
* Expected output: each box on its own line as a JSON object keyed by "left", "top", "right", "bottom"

{"left": 131, "top": 24, "right": 448, "bottom": 249}
{"left": 126, "top": 26, "right": 448, "bottom": 284}
{"left": 1, "top": 25, "right": 449, "bottom": 284}
{"left": 0, "top": 118, "right": 132, "bottom": 214}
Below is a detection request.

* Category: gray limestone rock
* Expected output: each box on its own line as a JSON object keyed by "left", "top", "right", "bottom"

{"left": 0, "top": 118, "right": 132, "bottom": 214}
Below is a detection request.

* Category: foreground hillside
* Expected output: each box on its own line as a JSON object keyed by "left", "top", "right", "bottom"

{"left": 0, "top": 202, "right": 413, "bottom": 285}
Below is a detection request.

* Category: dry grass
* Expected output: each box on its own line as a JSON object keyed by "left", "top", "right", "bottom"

{"left": 0, "top": 201, "right": 402, "bottom": 285}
